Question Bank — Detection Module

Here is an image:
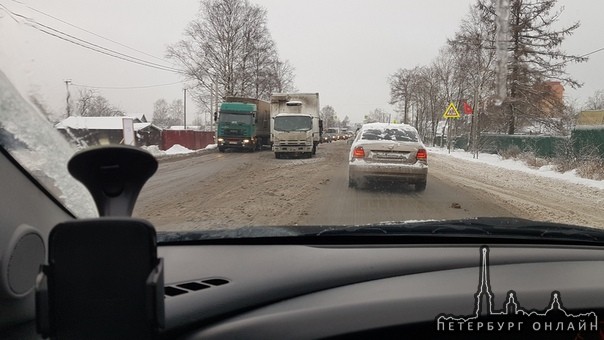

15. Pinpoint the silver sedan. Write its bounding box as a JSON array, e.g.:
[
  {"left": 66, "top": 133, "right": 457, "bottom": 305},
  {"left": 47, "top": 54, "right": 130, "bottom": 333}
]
[{"left": 348, "top": 123, "right": 428, "bottom": 191}]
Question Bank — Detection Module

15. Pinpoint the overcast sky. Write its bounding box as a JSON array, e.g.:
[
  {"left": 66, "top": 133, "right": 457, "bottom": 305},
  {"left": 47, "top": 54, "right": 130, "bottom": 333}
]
[{"left": 1, "top": 0, "right": 602, "bottom": 124}]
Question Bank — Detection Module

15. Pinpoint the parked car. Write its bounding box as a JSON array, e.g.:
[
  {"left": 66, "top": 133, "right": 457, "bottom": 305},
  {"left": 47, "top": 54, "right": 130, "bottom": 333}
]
[{"left": 348, "top": 123, "right": 428, "bottom": 191}]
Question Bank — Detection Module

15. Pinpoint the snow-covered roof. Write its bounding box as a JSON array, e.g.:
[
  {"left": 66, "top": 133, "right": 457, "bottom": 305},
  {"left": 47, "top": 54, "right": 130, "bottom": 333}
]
[
  {"left": 55, "top": 116, "right": 145, "bottom": 130},
  {"left": 133, "top": 123, "right": 160, "bottom": 131},
  {"left": 167, "top": 125, "right": 203, "bottom": 130},
  {"left": 131, "top": 113, "right": 148, "bottom": 122}
]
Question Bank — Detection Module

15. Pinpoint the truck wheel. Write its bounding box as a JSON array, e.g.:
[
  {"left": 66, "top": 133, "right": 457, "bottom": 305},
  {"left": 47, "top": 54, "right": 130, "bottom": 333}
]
[
  {"left": 218, "top": 147, "right": 225, "bottom": 153},
  {"left": 275, "top": 153, "right": 281, "bottom": 159}
]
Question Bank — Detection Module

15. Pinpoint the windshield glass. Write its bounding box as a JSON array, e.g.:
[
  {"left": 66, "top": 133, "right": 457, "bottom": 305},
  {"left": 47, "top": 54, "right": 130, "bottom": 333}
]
[
  {"left": 1, "top": 0, "right": 603, "bottom": 239},
  {"left": 0, "top": 72, "right": 97, "bottom": 218},
  {"left": 219, "top": 112, "right": 253, "bottom": 125},
  {"left": 274, "top": 116, "right": 312, "bottom": 131}
]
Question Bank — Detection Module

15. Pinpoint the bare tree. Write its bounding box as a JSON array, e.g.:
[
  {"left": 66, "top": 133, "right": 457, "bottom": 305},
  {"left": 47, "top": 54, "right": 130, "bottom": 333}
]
[
  {"left": 268, "top": 58, "right": 296, "bottom": 94},
  {"left": 448, "top": 3, "right": 498, "bottom": 148},
  {"left": 169, "top": 99, "right": 184, "bottom": 126},
  {"left": 152, "top": 99, "right": 171, "bottom": 128},
  {"left": 167, "top": 0, "right": 295, "bottom": 110},
  {"left": 320, "top": 105, "right": 339, "bottom": 128},
  {"left": 389, "top": 68, "right": 416, "bottom": 124},
  {"left": 75, "top": 89, "right": 124, "bottom": 117},
  {"left": 75, "top": 89, "right": 95, "bottom": 117},
  {"left": 341, "top": 115, "right": 351, "bottom": 128},
  {"left": 585, "top": 89, "right": 604, "bottom": 110},
  {"left": 476, "top": 0, "right": 585, "bottom": 134},
  {"left": 152, "top": 99, "right": 183, "bottom": 128},
  {"left": 364, "top": 109, "right": 389, "bottom": 124},
  {"left": 413, "top": 66, "right": 444, "bottom": 143}
]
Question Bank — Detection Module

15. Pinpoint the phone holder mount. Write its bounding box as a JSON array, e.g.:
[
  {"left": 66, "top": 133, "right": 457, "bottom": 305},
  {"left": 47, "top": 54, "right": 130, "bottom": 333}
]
[
  {"left": 67, "top": 144, "right": 158, "bottom": 217},
  {"left": 35, "top": 145, "right": 164, "bottom": 339}
]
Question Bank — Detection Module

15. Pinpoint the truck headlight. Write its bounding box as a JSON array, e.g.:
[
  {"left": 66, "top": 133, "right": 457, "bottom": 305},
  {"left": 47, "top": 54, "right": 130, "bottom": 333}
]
[{"left": 243, "top": 139, "right": 250, "bottom": 144}]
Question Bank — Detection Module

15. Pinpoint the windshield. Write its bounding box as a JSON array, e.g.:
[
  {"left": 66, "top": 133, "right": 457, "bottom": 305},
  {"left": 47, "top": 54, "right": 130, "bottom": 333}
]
[
  {"left": 274, "top": 116, "right": 312, "bottom": 131},
  {"left": 219, "top": 112, "right": 253, "bottom": 125},
  {"left": 1, "top": 0, "right": 603, "bottom": 239}
]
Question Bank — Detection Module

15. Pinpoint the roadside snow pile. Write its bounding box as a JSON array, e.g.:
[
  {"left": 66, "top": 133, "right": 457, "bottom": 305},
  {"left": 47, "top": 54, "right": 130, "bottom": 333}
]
[
  {"left": 140, "top": 144, "right": 216, "bottom": 157},
  {"left": 165, "top": 144, "right": 194, "bottom": 155},
  {"left": 141, "top": 145, "right": 163, "bottom": 156},
  {"left": 428, "top": 147, "right": 604, "bottom": 190}
]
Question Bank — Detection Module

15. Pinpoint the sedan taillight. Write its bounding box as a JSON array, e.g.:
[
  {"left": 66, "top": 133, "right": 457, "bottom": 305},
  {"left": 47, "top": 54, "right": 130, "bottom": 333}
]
[
  {"left": 353, "top": 146, "right": 365, "bottom": 158},
  {"left": 416, "top": 148, "right": 427, "bottom": 161}
]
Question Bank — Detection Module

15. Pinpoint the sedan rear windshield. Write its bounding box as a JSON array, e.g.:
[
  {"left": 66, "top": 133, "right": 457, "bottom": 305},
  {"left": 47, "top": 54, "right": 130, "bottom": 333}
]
[{"left": 360, "top": 128, "right": 418, "bottom": 142}]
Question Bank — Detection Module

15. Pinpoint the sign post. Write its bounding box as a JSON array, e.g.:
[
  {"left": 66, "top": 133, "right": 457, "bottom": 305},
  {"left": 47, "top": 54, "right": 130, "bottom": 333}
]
[{"left": 442, "top": 102, "right": 460, "bottom": 153}]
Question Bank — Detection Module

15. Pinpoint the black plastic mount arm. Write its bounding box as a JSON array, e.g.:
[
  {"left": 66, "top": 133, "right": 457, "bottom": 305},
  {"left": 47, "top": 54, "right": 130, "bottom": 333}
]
[{"left": 67, "top": 145, "right": 158, "bottom": 217}]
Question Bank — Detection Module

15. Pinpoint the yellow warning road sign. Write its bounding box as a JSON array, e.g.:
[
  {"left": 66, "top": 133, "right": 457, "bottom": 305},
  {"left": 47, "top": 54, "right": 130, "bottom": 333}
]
[{"left": 443, "top": 102, "right": 461, "bottom": 119}]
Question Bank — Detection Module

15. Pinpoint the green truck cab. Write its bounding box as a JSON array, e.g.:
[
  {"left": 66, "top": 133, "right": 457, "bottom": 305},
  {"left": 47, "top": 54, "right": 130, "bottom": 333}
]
[{"left": 216, "top": 97, "right": 271, "bottom": 152}]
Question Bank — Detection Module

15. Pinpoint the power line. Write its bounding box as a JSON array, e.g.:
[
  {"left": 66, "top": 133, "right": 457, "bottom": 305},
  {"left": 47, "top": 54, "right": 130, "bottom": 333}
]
[
  {"left": 32, "top": 23, "right": 183, "bottom": 73},
  {"left": 33, "top": 20, "right": 182, "bottom": 72},
  {"left": 580, "top": 46, "right": 604, "bottom": 58},
  {"left": 9, "top": 0, "right": 172, "bottom": 65},
  {"left": 0, "top": 4, "right": 184, "bottom": 74},
  {"left": 0, "top": 3, "right": 19, "bottom": 22},
  {"left": 71, "top": 81, "right": 186, "bottom": 90}
]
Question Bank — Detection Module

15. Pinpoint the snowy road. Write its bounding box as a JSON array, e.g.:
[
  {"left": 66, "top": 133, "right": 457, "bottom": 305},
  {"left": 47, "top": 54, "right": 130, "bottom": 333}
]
[{"left": 133, "top": 142, "right": 603, "bottom": 231}]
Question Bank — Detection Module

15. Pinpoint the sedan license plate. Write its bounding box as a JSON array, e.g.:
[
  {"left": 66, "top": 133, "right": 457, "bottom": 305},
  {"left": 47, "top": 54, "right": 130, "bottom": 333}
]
[{"left": 374, "top": 152, "right": 406, "bottom": 159}]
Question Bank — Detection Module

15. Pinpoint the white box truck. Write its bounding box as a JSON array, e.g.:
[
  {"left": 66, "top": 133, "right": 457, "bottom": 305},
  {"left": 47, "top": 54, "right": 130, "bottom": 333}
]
[{"left": 270, "top": 93, "right": 322, "bottom": 159}]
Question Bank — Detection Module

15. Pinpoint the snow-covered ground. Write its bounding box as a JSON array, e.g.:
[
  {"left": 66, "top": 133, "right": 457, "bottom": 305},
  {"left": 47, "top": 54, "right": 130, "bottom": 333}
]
[
  {"left": 428, "top": 147, "right": 604, "bottom": 190},
  {"left": 428, "top": 148, "right": 604, "bottom": 228}
]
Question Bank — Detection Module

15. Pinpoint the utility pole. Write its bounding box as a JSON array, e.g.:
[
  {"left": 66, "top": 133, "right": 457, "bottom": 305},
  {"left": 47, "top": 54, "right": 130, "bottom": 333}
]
[
  {"left": 213, "top": 81, "right": 218, "bottom": 132},
  {"left": 183, "top": 88, "right": 187, "bottom": 129},
  {"left": 64, "top": 79, "right": 72, "bottom": 117}
]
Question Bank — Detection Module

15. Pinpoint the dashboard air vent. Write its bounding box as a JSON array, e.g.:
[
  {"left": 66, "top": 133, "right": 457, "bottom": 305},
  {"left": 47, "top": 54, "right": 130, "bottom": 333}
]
[{"left": 164, "top": 278, "right": 230, "bottom": 297}]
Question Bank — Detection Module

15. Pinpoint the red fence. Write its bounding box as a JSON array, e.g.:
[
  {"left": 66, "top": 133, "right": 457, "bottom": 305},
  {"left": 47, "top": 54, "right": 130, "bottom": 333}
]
[{"left": 161, "top": 130, "right": 215, "bottom": 151}]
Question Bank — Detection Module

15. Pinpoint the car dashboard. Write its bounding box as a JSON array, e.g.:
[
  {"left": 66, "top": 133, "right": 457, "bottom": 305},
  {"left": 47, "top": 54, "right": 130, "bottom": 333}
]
[{"left": 159, "top": 242, "right": 604, "bottom": 339}]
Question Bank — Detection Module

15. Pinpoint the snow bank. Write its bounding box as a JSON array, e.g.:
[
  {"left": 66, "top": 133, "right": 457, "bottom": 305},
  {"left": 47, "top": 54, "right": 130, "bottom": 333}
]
[
  {"left": 165, "top": 144, "right": 194, "bottom": 155},
  {"left": 140, "top": 144, "right": 217, "bottom": 158},
  {"left": 428, "top": 147, "right": 604, "bottom": 190},
  {"left": 141, "top": 145, "right": 164, "bottom": 156}
]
